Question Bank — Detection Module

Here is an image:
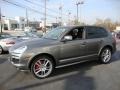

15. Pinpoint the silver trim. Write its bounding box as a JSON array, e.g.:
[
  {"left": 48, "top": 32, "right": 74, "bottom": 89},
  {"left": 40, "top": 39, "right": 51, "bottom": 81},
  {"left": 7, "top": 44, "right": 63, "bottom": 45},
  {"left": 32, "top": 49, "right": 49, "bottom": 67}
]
[
  {"left": 56, "top": 59, "right": 94, "bottom": 68},
  {"left": 11, "top": 61, "right": 25, "bottom": 67},
  {"left": 59, "top": 54, "right": 97, "bottom": 62}
]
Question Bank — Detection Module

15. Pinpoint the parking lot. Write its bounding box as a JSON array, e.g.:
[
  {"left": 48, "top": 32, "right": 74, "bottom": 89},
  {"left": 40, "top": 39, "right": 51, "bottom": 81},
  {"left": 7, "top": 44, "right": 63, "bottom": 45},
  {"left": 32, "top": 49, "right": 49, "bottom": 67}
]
[{"left": 0, "top": 43, "right": 120, "bottom": 90}]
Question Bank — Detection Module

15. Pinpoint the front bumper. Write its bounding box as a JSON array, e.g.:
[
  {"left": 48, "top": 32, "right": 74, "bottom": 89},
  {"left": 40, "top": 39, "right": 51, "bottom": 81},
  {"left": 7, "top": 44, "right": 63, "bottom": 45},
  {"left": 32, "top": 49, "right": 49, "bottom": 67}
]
[{"left": 9, "top": 53, "right": 30, "bottom": 70}]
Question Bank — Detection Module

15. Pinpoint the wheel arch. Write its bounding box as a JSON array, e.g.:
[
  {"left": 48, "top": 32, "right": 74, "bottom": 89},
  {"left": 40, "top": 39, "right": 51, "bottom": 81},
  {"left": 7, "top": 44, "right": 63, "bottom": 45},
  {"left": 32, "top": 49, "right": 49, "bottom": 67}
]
[
  {"left": 28, "top": 53, "right": 56, "bottom": 70},
  {"left": 99, "top": 45, "right": 113, "bottom": 55}
]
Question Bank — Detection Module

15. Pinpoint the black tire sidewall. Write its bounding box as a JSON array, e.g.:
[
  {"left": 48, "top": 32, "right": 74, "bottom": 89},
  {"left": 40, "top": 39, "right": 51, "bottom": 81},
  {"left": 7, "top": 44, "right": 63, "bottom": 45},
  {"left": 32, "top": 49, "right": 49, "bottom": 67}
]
[
  {"left": 31, "top": 56, "right": 54, "bottom": 79},
  {"left": 0, "top": 46, "right": 3, "bottom": 54}
]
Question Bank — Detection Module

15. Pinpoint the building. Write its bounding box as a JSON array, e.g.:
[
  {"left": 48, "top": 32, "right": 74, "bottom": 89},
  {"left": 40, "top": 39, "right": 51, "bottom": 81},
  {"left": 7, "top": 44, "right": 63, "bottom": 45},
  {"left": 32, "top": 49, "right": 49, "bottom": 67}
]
[
  {"left": 29, "top": 21, "right": 41, "bottom": 28},
  {"left": 2, "top": 16, "right": 59, "bottom": 31},
  {"left": 2, "top": 16, "right": 26, "bottom": 30},
  {"left": 3, "top": 18, "right": 18, "bottom": 30},
  {"left": 114, "top": 26, "right": 120, "bottom": 33},
  {"left": 15, "top": 16, "right": 26, "bottom": 30},
  {"left": 116, "top": 26, "right": 120, "bottom": 31},
  {"left": 40, "top": 21, "right": 60, "bottom": 29}
]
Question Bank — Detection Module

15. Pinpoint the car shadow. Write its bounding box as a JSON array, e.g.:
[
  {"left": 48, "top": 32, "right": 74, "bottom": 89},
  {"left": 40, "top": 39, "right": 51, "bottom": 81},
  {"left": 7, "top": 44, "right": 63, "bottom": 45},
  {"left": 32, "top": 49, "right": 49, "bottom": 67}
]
[
  {"left": 53, "top": 60, "right": 99, "bottom": 77},
  {"left": 0, "top": 58, "right": 7, "bottom": 64},
  {"left": 2, "top": 51, "right": 9, "bottom": 54},
  {"left": 10, "top": 60, "right": 98, "bottom": 90},
  {"left": 111, "top": 50, "right": 120, "bottom": 63},
  {"left": 62, "top": 49, "right": 119, "bottom": 90},
  {"left": 63, "top": 62, "right": 96, "bottom": 90},
  {"left": 6, "top": 46, "right": 120, "bottom": 90},
  {"left": 0, "top": 71, "right": 19, "bottom": 89},
  {"left": 0, "top": 54, "right": 8, "bottom": 64}
]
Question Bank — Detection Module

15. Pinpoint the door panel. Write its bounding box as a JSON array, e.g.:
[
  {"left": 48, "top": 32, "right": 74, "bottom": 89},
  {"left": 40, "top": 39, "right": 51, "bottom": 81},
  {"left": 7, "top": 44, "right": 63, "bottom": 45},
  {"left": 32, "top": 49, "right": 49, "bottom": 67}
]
[
  {"left": 85, "top": 39, "right": 101, "bottom": 55},
  {"left": 85, "top": 27, "right": 103, "bottom": 55},
  {"left": 59, "top": 40, "right": 87, "bottom": 62}
]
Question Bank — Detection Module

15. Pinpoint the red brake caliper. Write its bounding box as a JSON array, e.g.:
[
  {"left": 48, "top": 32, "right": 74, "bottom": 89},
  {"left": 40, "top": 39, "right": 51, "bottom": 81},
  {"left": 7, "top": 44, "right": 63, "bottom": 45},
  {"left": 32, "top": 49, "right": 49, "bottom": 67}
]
[{"left": 35, "top": 60, "right": 41, "bottom": 72}]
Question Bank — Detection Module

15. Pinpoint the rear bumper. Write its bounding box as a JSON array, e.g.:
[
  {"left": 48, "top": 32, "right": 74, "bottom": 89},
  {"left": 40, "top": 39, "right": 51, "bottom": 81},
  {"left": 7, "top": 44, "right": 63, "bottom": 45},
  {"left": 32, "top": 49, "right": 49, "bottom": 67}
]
[{"left": 2, "top": 45, "right": 12, "bottom": 51}]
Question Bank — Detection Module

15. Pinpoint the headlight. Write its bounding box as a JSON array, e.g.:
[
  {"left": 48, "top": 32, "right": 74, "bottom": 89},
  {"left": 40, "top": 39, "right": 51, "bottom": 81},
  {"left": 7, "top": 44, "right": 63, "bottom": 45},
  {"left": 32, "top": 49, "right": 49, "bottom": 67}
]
[{"left": 13, "top": 46, "right": 27, "bottom": 58}]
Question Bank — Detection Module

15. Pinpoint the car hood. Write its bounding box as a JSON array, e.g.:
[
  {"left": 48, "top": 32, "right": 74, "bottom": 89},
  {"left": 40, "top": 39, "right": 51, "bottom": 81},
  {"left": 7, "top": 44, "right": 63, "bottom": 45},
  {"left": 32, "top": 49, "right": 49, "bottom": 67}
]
[{"left": 9, "top": 38, "right": 58, "bottom": 51}]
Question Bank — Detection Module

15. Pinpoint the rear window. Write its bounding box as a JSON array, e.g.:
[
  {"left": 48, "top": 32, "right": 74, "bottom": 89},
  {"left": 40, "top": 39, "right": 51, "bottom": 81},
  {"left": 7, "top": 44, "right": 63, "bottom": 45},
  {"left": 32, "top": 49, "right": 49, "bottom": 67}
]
[{"left": 86, "top": 27, "right": 108, "bottom": 39}]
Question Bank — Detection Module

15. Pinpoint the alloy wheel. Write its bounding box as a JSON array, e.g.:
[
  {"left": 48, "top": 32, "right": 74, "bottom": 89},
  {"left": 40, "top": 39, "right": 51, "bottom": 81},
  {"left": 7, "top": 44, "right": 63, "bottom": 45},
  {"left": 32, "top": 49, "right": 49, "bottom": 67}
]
[
  {"left": 32, "top": 57, "right": 53, "bottom": 78},
  {"left": 101, "top": 48, "right": 112, "bottom": 63}
]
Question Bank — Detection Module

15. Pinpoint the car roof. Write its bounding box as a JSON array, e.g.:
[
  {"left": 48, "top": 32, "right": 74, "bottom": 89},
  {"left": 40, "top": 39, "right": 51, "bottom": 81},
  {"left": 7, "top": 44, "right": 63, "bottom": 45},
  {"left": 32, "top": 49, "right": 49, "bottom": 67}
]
[{"left": 60, "top": 25, "right": 105, "bottom": 30}]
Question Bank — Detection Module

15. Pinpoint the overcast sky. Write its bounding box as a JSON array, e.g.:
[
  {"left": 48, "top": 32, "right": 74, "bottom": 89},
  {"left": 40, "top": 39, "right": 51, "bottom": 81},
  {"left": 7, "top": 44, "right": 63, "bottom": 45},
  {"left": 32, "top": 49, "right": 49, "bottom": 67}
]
[{"left": 1, "top": 0, "right": 120, "bottom": 24}]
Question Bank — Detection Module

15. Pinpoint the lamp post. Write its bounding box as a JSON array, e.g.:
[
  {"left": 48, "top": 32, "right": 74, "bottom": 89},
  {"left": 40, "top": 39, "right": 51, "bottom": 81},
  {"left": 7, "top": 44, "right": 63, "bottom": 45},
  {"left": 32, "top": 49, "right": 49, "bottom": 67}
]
[
  {"left": 76, "top": 1, "right": 84, "bottom": 25},
  {"left": 44, "top": 0, "right": 47, "bottom": 33},
  {"left": 0, "top": 7, "right": 2, "bottom": 33},
  {"left": 0, "top": 7, "right": 5, "bottom": 33},
  {"left": 59, "top": 5, "right": 63, "bottom": 26},
  {"left": 26, "top": 9, "right": 29, "bottom": 27},
  {"left": 68, "top": 12, "right": 71, "bottom": 25}
]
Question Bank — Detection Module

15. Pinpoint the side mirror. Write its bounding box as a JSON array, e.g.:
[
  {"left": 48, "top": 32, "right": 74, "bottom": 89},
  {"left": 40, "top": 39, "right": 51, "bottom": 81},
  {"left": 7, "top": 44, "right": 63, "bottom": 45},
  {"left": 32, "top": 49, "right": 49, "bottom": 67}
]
[{"left": 62, "top": 35, "right": 73, "bottom": 42}]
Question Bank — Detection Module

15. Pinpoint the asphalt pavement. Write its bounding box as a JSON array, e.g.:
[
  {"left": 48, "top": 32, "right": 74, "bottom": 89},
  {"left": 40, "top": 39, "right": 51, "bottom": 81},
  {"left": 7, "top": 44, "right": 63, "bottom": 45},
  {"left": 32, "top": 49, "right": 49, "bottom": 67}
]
[{"left": 0, "top": 43, "right": 120, "bottom": 90}]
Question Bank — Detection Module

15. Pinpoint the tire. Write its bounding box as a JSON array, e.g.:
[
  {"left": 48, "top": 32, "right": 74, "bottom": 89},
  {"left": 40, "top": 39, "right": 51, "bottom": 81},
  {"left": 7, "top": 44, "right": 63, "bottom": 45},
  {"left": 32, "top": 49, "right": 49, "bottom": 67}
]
[
  {"left": 0, "top": 46, "right": 3, "bottom": 55},
  {"left": 99, "top": 48, "right": 112, "bottom": 64},
  {"left": 31, "top": 56, "right": 54, "bottom": 79}
]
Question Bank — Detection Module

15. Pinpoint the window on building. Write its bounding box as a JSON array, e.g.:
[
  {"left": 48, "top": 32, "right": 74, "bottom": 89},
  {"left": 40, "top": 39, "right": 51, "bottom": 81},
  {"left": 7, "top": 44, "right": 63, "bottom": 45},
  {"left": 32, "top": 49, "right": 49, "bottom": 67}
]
[{"left": 11, "top": 24, "right": 18, "bottom": 30}]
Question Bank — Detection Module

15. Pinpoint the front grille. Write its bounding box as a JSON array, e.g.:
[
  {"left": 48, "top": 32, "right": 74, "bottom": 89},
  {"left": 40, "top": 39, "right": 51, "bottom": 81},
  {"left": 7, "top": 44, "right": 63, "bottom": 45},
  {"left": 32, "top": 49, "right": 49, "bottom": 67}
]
[
  {"left": 11, "top": 58, "right": 19, "bottom": 64},
  {"left": 11, "top": 52, "right": 21, "bottom": 59},
  {"left": 10, "top": 52, "right": 21, "bottom": 64},
  {"left": 11, "top": 54, "right": 19, "bottom": 59}
]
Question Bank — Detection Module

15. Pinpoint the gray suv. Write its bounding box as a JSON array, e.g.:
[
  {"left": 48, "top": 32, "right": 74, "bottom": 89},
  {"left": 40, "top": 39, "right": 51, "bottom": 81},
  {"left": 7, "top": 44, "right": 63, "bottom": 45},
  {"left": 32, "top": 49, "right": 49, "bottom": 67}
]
[{"left": 9, "top": 26, "right": 116, "bottom": 79}]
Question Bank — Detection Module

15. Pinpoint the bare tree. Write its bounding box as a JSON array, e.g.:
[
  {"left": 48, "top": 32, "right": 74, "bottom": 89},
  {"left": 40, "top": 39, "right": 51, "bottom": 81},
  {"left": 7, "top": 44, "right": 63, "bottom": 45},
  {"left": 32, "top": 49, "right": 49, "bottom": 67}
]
[{"left": 94, "top": 18, "right": 120, "bottom": 32}]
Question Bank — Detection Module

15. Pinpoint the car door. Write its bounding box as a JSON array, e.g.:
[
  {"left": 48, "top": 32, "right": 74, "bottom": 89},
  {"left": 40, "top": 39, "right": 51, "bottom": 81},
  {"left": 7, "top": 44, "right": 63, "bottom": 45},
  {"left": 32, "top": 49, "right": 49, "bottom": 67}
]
[
  {"left": 59, "top": 27, "right": 87, "bottom": 63},
  {"left": 84, "top": 27, "right": 103, "bottom": 56}
]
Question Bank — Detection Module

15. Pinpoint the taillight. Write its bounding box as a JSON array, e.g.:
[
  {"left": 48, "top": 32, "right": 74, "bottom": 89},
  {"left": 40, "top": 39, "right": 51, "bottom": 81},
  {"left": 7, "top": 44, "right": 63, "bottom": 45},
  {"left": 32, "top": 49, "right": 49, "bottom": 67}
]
[{"left": 6, "top": 41, "right": 15, "bottom": 45}]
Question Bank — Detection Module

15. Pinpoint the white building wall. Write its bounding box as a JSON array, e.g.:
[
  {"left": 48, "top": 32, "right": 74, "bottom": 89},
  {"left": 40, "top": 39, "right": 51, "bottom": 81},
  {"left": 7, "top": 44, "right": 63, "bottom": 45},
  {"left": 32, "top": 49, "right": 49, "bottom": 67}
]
[
  {"left": 116, "top": 26, "right": 120, "bottom": 30},
  {"left": 3, "top": 16, "right": 43, "bottom": 30},
  {"left": 4, "top": 19, "right": 11, "bottom": 30},
  {"left": 4, "top": 19, "right": 18, "bottom": 30},
  {"left": 15, "top": 17, "right": 26, "bottom": 30}
]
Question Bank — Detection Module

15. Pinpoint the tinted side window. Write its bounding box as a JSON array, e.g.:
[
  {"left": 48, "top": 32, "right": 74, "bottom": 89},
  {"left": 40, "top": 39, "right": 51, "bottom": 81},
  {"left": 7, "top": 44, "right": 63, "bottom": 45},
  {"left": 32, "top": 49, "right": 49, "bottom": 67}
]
[
  {"left": 86, "top": 27, "right": 108, "bottom": 39},
  {"left": 66, "top": 27, "right": 84, "bottom": 40}
]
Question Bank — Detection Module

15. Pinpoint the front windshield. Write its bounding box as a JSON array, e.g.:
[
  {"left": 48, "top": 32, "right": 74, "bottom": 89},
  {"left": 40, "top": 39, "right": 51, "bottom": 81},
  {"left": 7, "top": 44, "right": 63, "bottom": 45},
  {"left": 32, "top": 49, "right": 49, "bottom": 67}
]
[{"left": 43, "top": 27, "right": 67, "bottom": 40}]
